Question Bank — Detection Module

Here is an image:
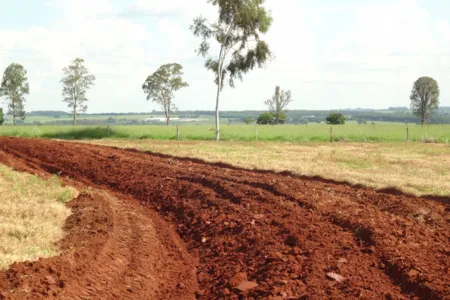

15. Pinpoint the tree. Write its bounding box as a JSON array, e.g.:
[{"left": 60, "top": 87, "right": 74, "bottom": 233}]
[
  {"left": 142, "top": 63, "right": 188, "bottom": 126},
  {"left": 257, "top": 112, "right": 275, "bottom": 125},
  {"left": 61, "top": 58, "right": 96, "bottom": 126},
  {"left": 265, "top": 86, "right": 292, "bottom": 124},
  {"left": 326, "top": 113, "right": 346, "bottom": 125},
  {"left": 0, "top": 108, "right": 4, "bottom": 125},
  {"left": 0, "top": 63, "right": 29, "bottom": 126},
  {"left": 191, "top": 0, "right": 273, "bottom": 140},
  {"left": 410, "top": 77, "right": 440, "bottom": 126}
]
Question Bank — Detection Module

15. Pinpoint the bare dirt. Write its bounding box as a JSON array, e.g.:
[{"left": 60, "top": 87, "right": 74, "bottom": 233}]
[
  {"left": 0, "top": 190, "right": 198, "bottom": 300},
  {"left": 0, "top": 137, "right": 448, "bottom": 299}
]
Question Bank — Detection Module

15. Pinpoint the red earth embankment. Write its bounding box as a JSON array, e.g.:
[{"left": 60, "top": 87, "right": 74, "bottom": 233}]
[{"left": 0, "top": 137, "right": 449, "bottom": 299}]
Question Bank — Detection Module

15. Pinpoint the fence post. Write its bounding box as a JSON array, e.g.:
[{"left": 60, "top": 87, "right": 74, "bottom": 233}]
[
  {"left": 406, "top": 127, "right": 409, "bottom": 141},
  {"left": 330, "top": 127, "right": 333, "bottom": 143},
  {"left": 176, "top": 125, "right": 180, "bottom": 140}
]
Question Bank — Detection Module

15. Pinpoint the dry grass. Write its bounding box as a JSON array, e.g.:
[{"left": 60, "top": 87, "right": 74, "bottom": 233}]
[
  {"left": 88, "top": 140, "right": 450, "bottom": 197},
  {"left": 0, "top": 164, "right": 77, "bottom": 270}
]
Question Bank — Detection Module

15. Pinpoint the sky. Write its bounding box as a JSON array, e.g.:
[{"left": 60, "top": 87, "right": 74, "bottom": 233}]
[{"left": 0, "top": 0, "right": 449, "bottom": 113}]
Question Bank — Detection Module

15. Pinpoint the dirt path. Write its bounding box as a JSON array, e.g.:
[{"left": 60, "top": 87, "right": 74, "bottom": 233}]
[
  {"left": 0, "top": 191, "right": 198, "bottom": 300},
  {"left": 0, "top": 137, "right": 449, "bottom": 299}
]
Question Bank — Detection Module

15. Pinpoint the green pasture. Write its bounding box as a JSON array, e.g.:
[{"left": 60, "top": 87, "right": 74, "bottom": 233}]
[{"left": 0, "top": 122, "right": 449, "bottom": 142}]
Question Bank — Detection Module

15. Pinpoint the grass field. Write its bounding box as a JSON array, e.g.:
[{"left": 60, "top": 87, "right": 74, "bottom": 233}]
[
  {"left": 0, "top": 164, "right": 77, "bottom": 269},
  {"left": 1, "top": 122, "right": 449, "bottom": 142},
  {"left": 89, "top": 140, "right": 450, "bottom": 197}
]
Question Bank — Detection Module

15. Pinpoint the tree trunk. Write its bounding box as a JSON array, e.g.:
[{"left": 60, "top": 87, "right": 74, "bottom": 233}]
[
  {"left": 215, "top": 80, "right": 221, "bottom": 141},
  {"left": 12, "top": 98, "right": 16, "bottom": 126},
  {"left": 73, "top": 107, "right": 77, "bottom": 126},
  {"left": 166, "top": 111, "right": 170, "bottom": 126}
]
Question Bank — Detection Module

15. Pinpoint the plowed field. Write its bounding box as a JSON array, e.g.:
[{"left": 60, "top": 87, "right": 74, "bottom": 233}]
[{"left": 0, "top": 137, "right": 449, "bottom": 299}]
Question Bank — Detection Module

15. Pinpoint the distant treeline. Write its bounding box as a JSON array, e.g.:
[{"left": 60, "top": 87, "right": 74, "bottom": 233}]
[
  {"left": 20, "top": 107, "right": 450, "bottom": 125},
  {"left": 176, "top": 109, "right": 450, "bottom": 124}
]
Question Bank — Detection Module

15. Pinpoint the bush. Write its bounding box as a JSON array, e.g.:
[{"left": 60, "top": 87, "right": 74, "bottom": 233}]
[
  {"left": 326, "top": 113, "right": 346, "bottom": 125},
  {"left": 257, "top": 113, "right": 275, "bottom": 125},
  {"left": 0, "top": 108, "right": 3, "bottom": 125}
]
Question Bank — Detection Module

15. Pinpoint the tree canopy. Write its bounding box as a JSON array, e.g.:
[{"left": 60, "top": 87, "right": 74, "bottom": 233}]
[
  {"left": 410, "top": 77, "right": 439, "bottom": 126},
  {"left": 142, "top": 63, "right": 188, "bottom": 126},
  {"left": 191, "top": 0, "right": 273, "bottom": 139},
  {"left": 326, "top": 113, "right": 346, "bottom": 125},
  {"left": 265, "top": 86, "right": 292, "bottom": 124},
  {"left": 257, "top": 112, "right": 275, "bottom": 125},
  {"left": 61, "top": 58, "right": 96, "bottom": 126},
  {"left": 0, "top": 63, "right": 29, "bottom": 126}
]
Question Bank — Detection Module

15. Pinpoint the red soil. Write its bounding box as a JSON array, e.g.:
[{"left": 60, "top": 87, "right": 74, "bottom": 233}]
[
  {"left": 0, "top": 191, "right": 198, "bottom": 300},
  {"left": 0, "top": 137, "right": 449, "bottom": 299}
]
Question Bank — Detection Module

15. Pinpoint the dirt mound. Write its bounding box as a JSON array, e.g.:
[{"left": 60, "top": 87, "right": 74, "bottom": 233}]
[
  {"left": 0, "top": 191, "right": 198, "bottom": 300},
  {"left": 0, "top": 137, "right": 449, "bottom": 299}
]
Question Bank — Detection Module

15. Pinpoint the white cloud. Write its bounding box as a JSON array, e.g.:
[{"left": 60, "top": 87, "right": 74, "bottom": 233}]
[
  {"left": 1, "top": 0, "right": 450, "bottom": 113},
  {"left": 45, "top": 0, "right": 114, "bottom": 19}
]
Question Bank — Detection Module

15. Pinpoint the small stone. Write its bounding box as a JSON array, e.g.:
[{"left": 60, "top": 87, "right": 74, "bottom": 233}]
[
  {"left": 202, "top": 237, "right": 207, "bottom": 243},
  {"left": 229, "top": 272, "right": 248, "bottom": 287},
  {"left": 45, "top": 276, "right": 56, "bottom": 285},
  {"left": 408, "top": 269, "right": 420, "bottom": 277},
  {"left": 326, "top": 272, "right": 345, "bottom": 283},
  {"left": 338, "top": 258, "right": 348, "bottom": 264},
  {"left": 236, "top": 281, "right": 259, "bottom": 292}
]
